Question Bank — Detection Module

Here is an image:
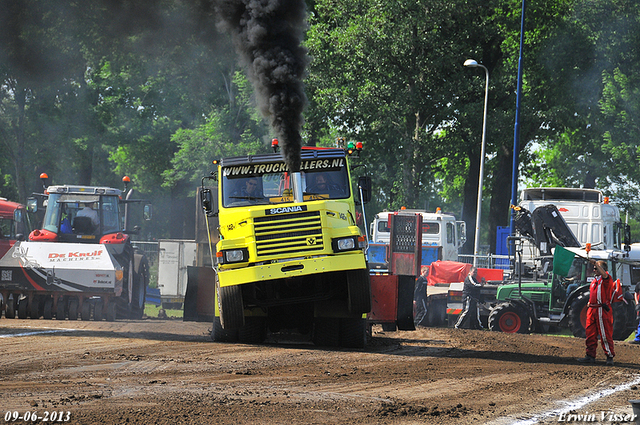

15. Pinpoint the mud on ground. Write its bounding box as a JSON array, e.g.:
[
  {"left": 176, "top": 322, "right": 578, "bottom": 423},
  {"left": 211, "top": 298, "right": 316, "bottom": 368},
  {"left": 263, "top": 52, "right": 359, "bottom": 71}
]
[{"left": 2, "top": 319, "right": 640, "bottom": 424}]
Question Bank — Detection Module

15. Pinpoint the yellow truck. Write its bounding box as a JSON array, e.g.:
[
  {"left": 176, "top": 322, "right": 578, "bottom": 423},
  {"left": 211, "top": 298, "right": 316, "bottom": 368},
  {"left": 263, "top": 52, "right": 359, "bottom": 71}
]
[{"left": 196, "top": 145, "right": 372, "bottom": 347}]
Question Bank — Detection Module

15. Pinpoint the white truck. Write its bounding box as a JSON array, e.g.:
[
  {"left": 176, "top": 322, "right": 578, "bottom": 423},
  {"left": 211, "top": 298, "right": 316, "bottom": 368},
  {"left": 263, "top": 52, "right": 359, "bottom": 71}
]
[
  {"left": 368, "top": 209, "right": 466, "bottom": 270},
  {"left": 519, "top": 187, "right": 622, "bottom": 249},
  {"left": 514, "top": 187, "right": 624, "bottom": 274}
]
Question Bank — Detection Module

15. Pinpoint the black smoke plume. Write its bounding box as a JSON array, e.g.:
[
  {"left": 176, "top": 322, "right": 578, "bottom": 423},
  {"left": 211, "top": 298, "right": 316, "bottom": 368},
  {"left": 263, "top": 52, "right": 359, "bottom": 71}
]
[{"left": 214, "top": 0, "right": 308, "bottom": 172}]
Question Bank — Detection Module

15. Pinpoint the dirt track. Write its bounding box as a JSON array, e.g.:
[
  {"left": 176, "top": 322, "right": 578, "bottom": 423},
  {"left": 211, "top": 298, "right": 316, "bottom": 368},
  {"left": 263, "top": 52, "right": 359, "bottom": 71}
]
[{"left": 2, "top": 318, "right": 640, "bottom": 424}]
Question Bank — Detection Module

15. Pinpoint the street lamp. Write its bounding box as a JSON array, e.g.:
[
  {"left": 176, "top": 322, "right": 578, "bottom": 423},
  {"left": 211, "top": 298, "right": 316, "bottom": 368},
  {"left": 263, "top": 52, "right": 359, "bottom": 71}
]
[{"left": 464, "top": 59, "right": 489, "bottom": 266}]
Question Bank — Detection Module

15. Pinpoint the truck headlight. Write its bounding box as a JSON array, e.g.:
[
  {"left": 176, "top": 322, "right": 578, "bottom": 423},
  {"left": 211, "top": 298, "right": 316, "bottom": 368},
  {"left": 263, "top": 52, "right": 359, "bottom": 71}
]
[
  {"left": 332, "top": 236, "right": 357, "bottom": 252},
  {"left": 221, "top": 248, "right": 248, "bottom": 264}
]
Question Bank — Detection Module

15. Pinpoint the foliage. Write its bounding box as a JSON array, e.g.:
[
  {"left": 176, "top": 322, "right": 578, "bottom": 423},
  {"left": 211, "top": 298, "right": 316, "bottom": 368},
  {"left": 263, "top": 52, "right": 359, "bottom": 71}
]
[{"left": 1, "top": 0, "right": 640, "bottom": 244}]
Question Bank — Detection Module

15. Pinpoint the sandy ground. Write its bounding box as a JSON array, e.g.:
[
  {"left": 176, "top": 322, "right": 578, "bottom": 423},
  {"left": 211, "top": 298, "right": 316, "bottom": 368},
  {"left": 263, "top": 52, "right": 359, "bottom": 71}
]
[{"left": 2, "top": 318, "right": 640, "bottom": 424}]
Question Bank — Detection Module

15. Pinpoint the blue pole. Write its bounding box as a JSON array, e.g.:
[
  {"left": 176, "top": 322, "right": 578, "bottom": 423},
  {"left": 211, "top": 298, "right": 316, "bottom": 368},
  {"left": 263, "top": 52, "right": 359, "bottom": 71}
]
[{"left": 509, "top": 0, "right": 526, "bottom": 239}]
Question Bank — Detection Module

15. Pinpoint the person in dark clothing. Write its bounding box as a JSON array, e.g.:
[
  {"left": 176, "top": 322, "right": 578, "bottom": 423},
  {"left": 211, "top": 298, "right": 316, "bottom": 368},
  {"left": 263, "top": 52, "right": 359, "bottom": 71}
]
[
  {"left": 455, "top": 266, "right": 485, "bottom": 330},
  {"left": 414, "top": 267, "right": 429, "bottom": 327}
]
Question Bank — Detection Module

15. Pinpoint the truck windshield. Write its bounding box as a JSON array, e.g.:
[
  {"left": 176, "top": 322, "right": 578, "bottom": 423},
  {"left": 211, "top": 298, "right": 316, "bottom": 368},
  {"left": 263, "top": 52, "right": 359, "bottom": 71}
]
[{"left": 222, "top": 166, "right": 350, "bottom": 208}]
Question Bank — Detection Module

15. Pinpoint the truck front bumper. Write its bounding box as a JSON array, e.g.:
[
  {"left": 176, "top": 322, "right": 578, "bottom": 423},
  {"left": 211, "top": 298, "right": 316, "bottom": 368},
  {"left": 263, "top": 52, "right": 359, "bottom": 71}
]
[{"left": 217, "top": 252, "right": 367, "bottom": 287}]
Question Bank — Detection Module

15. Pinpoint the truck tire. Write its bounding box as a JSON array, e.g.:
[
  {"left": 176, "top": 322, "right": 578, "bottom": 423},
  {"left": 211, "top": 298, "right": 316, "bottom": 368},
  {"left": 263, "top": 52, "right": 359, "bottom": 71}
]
[
  {"left": 28, "top": 298, "right": 40, "bottom": 319},
  {"left": 43, "top": 297, "right": 53, "bottom": 320},
  {"left": 68, "top": 299, "right": 79, "bottom": 320},
  {"left": 6, "top": 295, "right": 16, "bottom": 319},
  {"left": 94, "top": 300, "right": 104, "bottom": 321},
  {"left": 313, "top": 317, "right": 340, "bottom": 347},
  {"left": 106, "top": 301, "right": 117, "bottom": 322},
  {"left": 340, "top": 318, "right": 367, "bottom": 349},
  {"left": 17, "top": 298, "right": 28, "bottom": 319},
  {"left": 56, "top": 298, "right": 66, "bottom": 320},
  {"left": 347, "top": 270, "right": 371, "bottom": 314},
  {"left": 81, "top": 301, "right": 91, "bottom": 321},
  {"left": 238, "top": 317, "right": 267, "bottom": 344},
  {"left": 488, "top": 302, "right": 530, "bottom": 334},
  {"left": 211, "top": 316, "right": 239, "bottom": 342},
  {"left": 217, "top": 283, "right": 244, "bottom": 330},
  {"left": 569, "top": 292, "right": 589, "bottom": 338}
]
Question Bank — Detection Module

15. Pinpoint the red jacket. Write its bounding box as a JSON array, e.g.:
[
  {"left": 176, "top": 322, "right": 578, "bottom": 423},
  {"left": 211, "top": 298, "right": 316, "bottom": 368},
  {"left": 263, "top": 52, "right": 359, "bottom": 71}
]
[{"left": 588, "top": 273, "right": 622, "bottom": 306}]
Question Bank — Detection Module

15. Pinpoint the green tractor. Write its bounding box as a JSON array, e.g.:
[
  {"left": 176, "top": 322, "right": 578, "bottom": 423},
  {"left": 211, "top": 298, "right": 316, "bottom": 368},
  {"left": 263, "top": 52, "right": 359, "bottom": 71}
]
[{"left": 488, "top": 240, "right": 637, "bottom": 340}]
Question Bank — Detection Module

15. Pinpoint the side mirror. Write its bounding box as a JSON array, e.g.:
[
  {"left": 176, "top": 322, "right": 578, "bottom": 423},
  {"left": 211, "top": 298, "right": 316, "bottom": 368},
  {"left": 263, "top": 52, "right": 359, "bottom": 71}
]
[
  {"left": 357, "top": 176, "right": 372, "bottom": 203},
  {"left": 625, "top": 223, "right": 631, "bottom": 251},
  {"left": 200, "top": 188, "right": 217, "bottom": 216},
  {"left": 143, "top": 204, "right": 153, "bottom": 221},
  {"left": 26, "top": 198, "right": 38, "bottom": 213}
]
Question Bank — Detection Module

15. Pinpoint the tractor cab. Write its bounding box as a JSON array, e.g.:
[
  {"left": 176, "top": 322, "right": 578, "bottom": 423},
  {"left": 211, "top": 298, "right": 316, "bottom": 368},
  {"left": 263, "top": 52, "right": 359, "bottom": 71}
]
[{"left": 28, "top": 186, "right": 125, "bottom": 244}]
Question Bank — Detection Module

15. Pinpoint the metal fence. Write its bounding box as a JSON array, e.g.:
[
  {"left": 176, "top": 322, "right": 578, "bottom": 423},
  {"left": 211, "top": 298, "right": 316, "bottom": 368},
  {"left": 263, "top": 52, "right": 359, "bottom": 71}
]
[
  {"left": 131, "top": 241, "right": 159, "bottom": 266},
  {"left": 458, "top": 254, "right": 511, "bottom": 270}
]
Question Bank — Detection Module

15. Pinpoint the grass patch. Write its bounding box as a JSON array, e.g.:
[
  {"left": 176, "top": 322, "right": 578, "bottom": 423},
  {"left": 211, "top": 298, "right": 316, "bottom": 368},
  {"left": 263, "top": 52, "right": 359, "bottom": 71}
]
[{"left": 144, "top": 303, "right": 184, "bottom": 319}]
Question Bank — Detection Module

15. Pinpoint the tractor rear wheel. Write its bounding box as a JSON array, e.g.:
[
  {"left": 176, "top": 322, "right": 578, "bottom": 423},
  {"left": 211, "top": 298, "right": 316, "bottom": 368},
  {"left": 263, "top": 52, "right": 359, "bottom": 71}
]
[
  {"left": 130, "top": 255, "right": 149, "bottom": 320},
  {"left": 488, "top": 302, "right": 530, "bottom": 334},
  {"left": 569, "top": 293, "right": 589, "bottom": 338},
  {"left": 612, "top": 301, "right": 635, "bottom": 341}
]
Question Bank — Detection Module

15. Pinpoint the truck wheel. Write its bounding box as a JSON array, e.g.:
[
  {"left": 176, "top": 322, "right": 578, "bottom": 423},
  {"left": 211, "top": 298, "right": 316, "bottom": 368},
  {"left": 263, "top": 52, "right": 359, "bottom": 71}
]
[
  {"left": 312, "top": 317, "right": 340, "bottom": 347},
  {"left": 43, "top": 297, "right": 53, "bottom": 320},
  {"left": 217, "top": 283, "right": 244, "bottom": 330},
  {"left": 94, "top": 300, "right": 104, "bottom": 321},
  {"left": 238, "top": 317, "right": 267, "bottom": 344},
  {"left": 340, "top": 318, "right": 367, "bottom": 348},
  {"left": 569, "top": 293, "right": 588, "bottom": 338},
  {"left": 68, "top": 299, "right": 79, "bottom": 320},
  {"left": 56, "top": 298, "right": 66, "bottom": 320},
  {"left": 28, "top": 298, "right": 40, "bottom": 319},
  {"left": 211, "top": 316, "right": 238, "bottom": 342},
  {"left": 6, "top": 295, "right": 16, "bottom": 319},
  {"left": 106, "top": 301, "right": 117, "bottom": 322},
  {"left": 488, "top": 302, "right": 530, "bottom": 333},
  {"left": 347, "top": 270, "right": 372, "bottom": 314},
  {"left": 81, "top": 301, "right": 91, "bottom": 321},
  {"left": 17, "top": 298, "right": 28, "bottom": 319}
]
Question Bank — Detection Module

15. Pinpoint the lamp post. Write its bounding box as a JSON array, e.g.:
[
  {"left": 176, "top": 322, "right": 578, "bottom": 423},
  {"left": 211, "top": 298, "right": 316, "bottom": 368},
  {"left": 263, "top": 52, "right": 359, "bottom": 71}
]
[{"left": 464, "top": 59, "right": 489, "bottom": 267}]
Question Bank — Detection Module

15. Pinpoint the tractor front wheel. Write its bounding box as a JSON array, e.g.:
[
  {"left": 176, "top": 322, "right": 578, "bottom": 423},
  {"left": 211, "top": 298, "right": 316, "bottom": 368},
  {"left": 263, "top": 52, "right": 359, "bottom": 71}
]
[{"left": 488, "top": 302, "right": 530, "bottom": 334}]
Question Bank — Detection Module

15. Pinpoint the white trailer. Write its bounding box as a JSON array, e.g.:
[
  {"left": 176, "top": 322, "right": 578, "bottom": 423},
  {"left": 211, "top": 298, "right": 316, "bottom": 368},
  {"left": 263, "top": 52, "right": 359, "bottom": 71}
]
[{"left": 157, "top": 239, "right": 197, "bottom": 309}]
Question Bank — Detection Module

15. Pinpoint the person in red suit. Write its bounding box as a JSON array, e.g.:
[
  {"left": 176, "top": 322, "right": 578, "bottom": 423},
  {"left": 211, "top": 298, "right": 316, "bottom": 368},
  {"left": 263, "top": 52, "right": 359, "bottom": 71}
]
[{"left": 578, "top": 260, "right": 615, "bottom": 366}]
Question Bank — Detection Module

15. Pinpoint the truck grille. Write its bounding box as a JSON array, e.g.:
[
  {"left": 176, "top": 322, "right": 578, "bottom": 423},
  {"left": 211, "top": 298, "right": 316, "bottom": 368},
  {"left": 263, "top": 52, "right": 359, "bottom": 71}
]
[{"left": 254, "top": 211, "right": 324, "bottom": 257}]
